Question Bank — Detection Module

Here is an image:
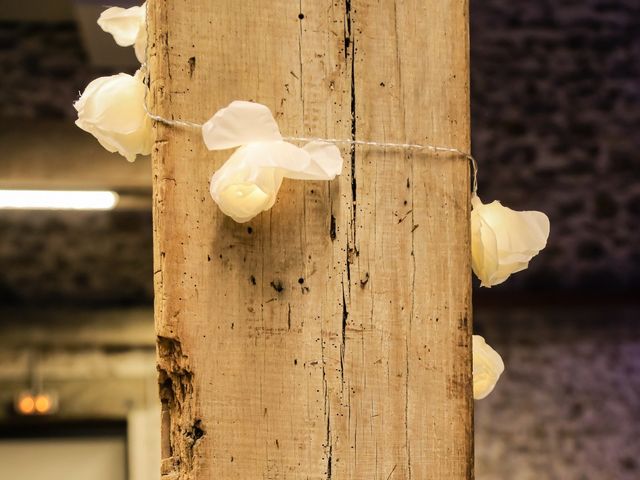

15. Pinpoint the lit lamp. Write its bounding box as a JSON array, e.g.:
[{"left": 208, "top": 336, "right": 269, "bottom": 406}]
[
  {"left": 14, "top": 391, "right": 59, "bottom": 416},
  {"left": 0, "top": 190, "right": 119, "bottom": 210}
]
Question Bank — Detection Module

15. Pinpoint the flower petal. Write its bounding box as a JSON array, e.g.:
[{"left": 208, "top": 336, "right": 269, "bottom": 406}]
[
  {"left": 210, "top": 145, "right": 284, "bottom": 223},
  {"left": 202, "top": 101, "right": 282, "bottom": 150},
  {"left": 217, "top": 181, "right": 276, "bottom": 223},
  {"left": 483, "top": 202, "right": 550, "bottom": 258},
  {"left": 134, "top": 27, "right": 147, "bottom": 63},
  {"left": 471, "top": 194, "right": 550, "bottom": 287},
  {"left": 75, "top": 72, "right": 152, "bottom": 162},
  {"left": 265, "top": 141, "right": 313, "bottom": 172},
  {"left": 76, "top": 73, "right": 148, "bottom": 135},
  {"left": 282, "top": 141, "right": 343, "bottom": 180},
  {"left": 97, "top": 5, "right": 146, "bottom": 47},
  {"left": 473, "top": 335, "right": 504, "bottom": 400},
  {"left": 74, "top": 76, "right": 111, "bottom": 113},
  {"left": 471, "top": 211, "right": 499, "bottom": 287}
]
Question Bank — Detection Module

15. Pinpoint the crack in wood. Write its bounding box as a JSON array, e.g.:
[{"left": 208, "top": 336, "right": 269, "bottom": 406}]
[
  {"left": 345, "top": 0, "right": 357, "bottom": 247},
  {"left": 157, "top": 336, "right": 203, "bottom": 479}
]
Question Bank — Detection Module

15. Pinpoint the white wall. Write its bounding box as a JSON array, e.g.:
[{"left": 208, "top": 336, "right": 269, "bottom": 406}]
[
  {"left": 128, "top": 407, "right": 161, "bottom": 480},
  {"left": 0, "top": 437, "right": 126, "bottom": 480}
]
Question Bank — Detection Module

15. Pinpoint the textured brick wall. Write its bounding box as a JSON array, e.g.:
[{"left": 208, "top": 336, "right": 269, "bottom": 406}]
[
  {"left": 475, "top": 305, "right": 640, "bottom": 479},
  {"left": 0, "top": 22, "right": 108, "bottom": 119},
  {"left": 0, "top": 210, "right": 152, "bottom": 305},
  {"left": 470, "top": 0, "right": 640, "bottom": 292}
]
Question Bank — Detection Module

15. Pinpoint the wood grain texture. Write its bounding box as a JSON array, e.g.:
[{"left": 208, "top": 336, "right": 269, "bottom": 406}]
[{"left": 149, "top": 1, "right": 472, "bottom": 478}]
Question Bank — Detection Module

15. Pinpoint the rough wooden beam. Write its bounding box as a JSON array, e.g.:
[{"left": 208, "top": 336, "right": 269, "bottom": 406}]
[{"left": 150, "top": 0, "right": 472, "bottom": 478}]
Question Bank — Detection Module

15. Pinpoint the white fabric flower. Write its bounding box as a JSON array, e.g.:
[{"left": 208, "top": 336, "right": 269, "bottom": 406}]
[
  {"left": 74, "top": 69, "right": 153, "bottom": 162},
  {"left": 471, "top": 194, "right": 550, "bottom": 287},
  {"left": 97, "top": 3, "right": 147, "bottom": 63},
  {"left": 203, "top": 101, "right": 343, "bottom": 223},
  {"left": 473, "top": 335, "right": 504, "bottom": 400}
]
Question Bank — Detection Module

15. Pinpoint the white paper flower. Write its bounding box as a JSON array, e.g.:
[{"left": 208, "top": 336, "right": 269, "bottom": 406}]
[
  {"left": 473, "top": 335, "right": 504, "bottom": 400},
  {"left": 471, "top": 194, "right": 550, "bottom": 287},
  {"left": 98, "top": 3, "right": 147, "bottom": 63},
  {"left": 203, "top": 101, "right": 343, "bottom": 223},
  {"left": 74, "top": 69, "right": 153, "bottom": 162}
]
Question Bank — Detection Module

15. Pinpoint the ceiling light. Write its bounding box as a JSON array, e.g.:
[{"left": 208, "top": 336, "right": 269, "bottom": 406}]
[
  {"left": 14, "top": 391, "right": 59, "bottom": 416},
  {"left": 0, "top": 189, "right": 119, "bottom": 210}
]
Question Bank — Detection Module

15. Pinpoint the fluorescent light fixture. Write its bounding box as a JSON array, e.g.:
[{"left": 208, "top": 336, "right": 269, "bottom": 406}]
[{"left": 0, "top": 189, "right": 119, "bottom": 210}]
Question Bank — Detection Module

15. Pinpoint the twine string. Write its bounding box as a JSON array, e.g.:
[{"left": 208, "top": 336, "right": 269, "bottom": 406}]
[
  {"left": 141, "top": 3, "right": 478, "bottom": 193},
  {"left": 143, "top": 109, "right": 479, "bottom": 193}
]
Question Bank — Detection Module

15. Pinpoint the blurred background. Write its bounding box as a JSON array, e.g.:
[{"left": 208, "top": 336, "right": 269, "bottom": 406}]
[{"left": 0, "top": 1, "right": 638, "bottom": 479}]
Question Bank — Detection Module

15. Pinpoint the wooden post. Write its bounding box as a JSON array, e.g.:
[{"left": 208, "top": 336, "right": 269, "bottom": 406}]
[{"left": 149, "top": 1, "right": 472, "bottom": 479}]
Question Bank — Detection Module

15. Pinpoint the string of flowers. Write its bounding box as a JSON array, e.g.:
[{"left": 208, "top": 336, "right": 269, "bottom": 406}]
[{"left": 74, "top": 2, "right": 552, "bottom": 401}]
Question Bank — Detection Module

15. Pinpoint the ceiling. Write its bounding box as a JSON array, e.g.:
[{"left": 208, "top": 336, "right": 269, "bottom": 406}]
[{"left": 0, "top": 0, "right": 140, "bottom": 68}]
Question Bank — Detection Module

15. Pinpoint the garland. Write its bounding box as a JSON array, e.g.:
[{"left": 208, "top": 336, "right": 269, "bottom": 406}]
[{"left": 74, "top": 2, "right": 552, "bottom": 401}]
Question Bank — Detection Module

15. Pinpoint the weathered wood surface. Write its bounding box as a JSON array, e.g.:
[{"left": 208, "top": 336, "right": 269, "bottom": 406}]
[{"left": 149, "top": 0, "right": 472, "bottom": 478}]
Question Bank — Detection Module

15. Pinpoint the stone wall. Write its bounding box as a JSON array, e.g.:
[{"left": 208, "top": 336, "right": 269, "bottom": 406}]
[
  {"left": 0, "top": 209, "right": 153, "bottom": 305},
  {"left": 475, "top": 304, "right": 640, "bottom": 479},
  {"left": 470, "top": 0, "right": 640, "bottom": 292}
]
